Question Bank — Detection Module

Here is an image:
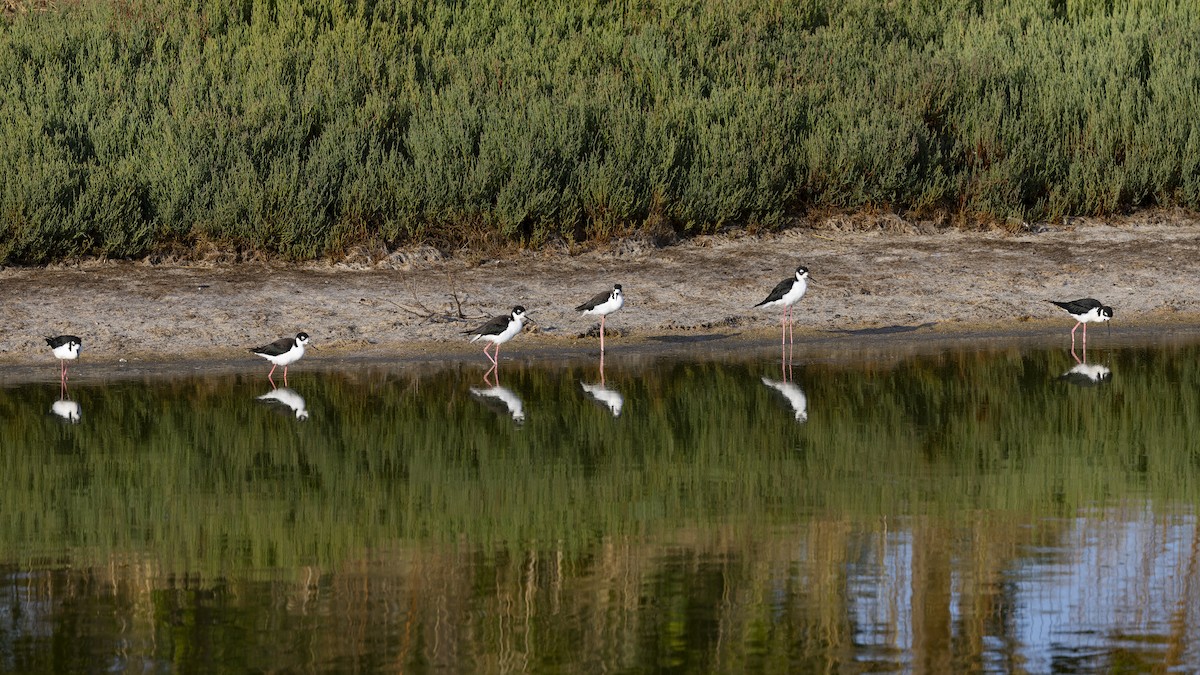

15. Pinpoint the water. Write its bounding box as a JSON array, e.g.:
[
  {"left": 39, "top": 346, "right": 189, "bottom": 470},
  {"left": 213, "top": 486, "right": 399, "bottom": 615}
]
[{"left": 1, "top": 340, "right": 1199, "bottom": 672}]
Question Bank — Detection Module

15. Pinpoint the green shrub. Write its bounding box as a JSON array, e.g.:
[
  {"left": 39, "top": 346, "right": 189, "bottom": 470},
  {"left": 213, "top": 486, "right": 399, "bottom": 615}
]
[{"left": 2, "top": 0, "right": 1199, "bottom": 263}]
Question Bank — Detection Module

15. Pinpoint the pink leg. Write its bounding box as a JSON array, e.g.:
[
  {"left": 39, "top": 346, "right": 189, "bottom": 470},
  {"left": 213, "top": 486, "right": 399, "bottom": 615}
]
[
  {"left": 781, "top": 339, "right": 787, "bottom": 379},
  {"left": 781, "top": 310, "right": 787, "bottom": 346},
  {"left": 268, "top": 363, "right": 277, "bottom": 385},
  {"left": 600, "top": 316, "right": 606, "bottom": 352},
  {"left": 283, "top": 366, "right": 289, "bottom": 387},
  {"left": 1082, "top": 323, "right": 1087, "bottom": 349}
]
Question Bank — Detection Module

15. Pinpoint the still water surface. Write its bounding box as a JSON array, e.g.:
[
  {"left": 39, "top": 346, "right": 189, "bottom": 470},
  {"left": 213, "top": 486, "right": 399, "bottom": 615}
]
[{"left": 2, "top": 341, "right": 1200, "bottom": 672}]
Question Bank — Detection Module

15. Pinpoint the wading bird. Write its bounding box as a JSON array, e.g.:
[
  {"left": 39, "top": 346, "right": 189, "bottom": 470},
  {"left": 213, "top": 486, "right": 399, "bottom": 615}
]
[
  {"left": 1048, "top": 299, "right": 1113, "bottom": 349},
  {"left": 45, "top": 335, "right": 82, "bottom": 385},
  {"left": 575, "top": 284, "right": 624, "bottom": 352},
  {"left": 755, "top": 266, "right": 810, "bottom": 346},
  {"left": 249, "top": 332, "right": 311, "bottom": 386},
  {"left": 464, "top": 306, "right": 527, "bottom": 366}
]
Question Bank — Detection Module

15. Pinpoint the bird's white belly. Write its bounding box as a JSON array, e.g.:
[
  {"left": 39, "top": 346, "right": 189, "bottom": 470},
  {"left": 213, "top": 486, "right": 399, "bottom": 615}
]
[
  {"left": 586, "top": 295, "right": 624, "bottom": 316},
  {"left": 52, "top": 345, "right": 79, "bottom": 360},
  {"left": 264, "top": 345, "right": 305, "bottom": 365},
  {"left": 483, "top": 321, "right": 522, "bottom": 344},
  {"left": 780, "top": 282, "right": 807, "bottom": 306}
]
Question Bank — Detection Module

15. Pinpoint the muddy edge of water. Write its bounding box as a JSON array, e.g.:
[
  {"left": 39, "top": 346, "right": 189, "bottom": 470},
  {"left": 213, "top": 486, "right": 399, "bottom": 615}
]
[
  {"left": 1, "top": 320, "right": 1195, "bottom": 385},
  {"left": 2, "top": 221, "right": 1199, "bottom": 371}
]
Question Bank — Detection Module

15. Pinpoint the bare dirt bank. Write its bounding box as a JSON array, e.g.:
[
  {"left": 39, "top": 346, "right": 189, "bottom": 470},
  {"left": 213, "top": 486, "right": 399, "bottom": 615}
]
[{"left": 3, "top": 216, "right": 1200, "bottom": 368}]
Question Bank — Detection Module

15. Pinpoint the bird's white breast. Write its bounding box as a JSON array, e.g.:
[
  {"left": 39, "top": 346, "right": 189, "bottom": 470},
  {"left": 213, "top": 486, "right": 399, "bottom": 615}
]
[
  {"left": 586, "top": 293, "right": 624, "bottom": 317},
  {"left": 270, "top": 343, "right": 305, "bottom": 366},
  {"left": 782, "top": 278, "right": 808, "bottom": 306},
  {"left": 52, "top": 343, "right": 80, "bottom": 360},
  {"left": 484, "top": 318, "right": 524, "bottom": 344}
]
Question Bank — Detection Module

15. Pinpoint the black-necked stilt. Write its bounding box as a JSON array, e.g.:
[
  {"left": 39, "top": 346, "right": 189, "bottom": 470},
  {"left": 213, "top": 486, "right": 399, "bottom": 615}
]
[
  {"left": 1048, "top": 299, "right": 1112, "bottom": 349},
  {"left": 257, "top": 387, "right": 310, "bottom": 420},
  {"left": 464, "top": 306, "right": 527, "bottom": 366},
  {"left": 755, "top": 266, "right": 810, "bottom": 345},
  {"left": 45, "top": 335, "right": 82, "bottom": 384},
  {"left": 249, "top": 332, "right": 310, "bottom": 385},
  {"left": 576, "top": 284, "right": 624, "bottom": 351},
  {"left": 761, "top": 377, "right": 808, "bottom": 422}
]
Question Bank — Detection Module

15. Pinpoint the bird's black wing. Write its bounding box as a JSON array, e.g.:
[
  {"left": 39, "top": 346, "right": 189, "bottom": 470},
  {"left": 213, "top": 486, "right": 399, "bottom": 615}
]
[
  {"left": 45, "top": 335, "right": 81, "bottom": 348},
  {"left": 576, "top": 288, "right": 613, "bottom": 312},
  {"left": 1049, "top": 298, "right": 1102, "bottom": 314},
  {"left": 251, "top": 336, "right": 295, "bottom": 356},
  {"left": 464, "top": 314, "right": 510, "bottom": 336},
  {"left": 755, "top": 277, "right": 794, "bottom": 307}
]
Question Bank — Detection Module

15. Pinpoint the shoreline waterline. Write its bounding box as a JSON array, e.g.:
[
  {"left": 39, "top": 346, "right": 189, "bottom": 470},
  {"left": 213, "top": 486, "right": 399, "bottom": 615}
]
[{"left": 2, "top": 318, "right": 1197, "bottom": 384}]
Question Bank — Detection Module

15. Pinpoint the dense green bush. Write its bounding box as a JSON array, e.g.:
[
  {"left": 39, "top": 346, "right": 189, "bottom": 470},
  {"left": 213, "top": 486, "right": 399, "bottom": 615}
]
[{"left": 2, "top": 0, "right": 1199, "bottom": 263}]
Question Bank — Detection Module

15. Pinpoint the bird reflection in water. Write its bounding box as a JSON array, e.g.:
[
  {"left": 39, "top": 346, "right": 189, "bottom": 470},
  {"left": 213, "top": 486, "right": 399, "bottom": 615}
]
[
  {"left": 1059, "top": 345, "right": 1112, "bottom": 387},
  {"left": 50, "top": 396, "right": 81, "bottom": 424},
  {"left": 257, "top": 387, "right": 310, "bottom": 420},
  {"left": 580, "top": 356, "right": 623, "bottom": 417},
  {"left": 470, "top": 363, "right": 525, "bottom": 423},
  {"left": 50, "top": 377, "right": 81, "bottom": 423},
  {"left": 761, "top": 339, "right": 808, "bottom": 422}
]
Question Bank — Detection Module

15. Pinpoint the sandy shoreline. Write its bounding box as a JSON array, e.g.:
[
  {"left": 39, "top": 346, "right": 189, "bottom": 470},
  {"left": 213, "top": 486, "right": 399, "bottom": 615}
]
[{"left": 3, "top": 215, "right": 1200, "bottom": 373}]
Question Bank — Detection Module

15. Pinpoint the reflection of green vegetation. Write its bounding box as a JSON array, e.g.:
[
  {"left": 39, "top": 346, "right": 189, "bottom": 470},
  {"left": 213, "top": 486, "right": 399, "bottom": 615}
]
[
  {"left": 1, "top": 345, "right": 1198, "bottom": 572},
  {"left": 4, "top": 1, "right": 1200, "bottom": 262},
  {"left": 2, "top": 346, "right": 1197, "bottom": 671}
]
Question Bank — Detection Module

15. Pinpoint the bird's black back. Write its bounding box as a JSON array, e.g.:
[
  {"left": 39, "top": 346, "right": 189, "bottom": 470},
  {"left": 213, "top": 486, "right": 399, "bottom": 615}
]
[
  {"left": 45, "top": 335, "right": 81, "bottom": 349},
  {"left": 755, "top": 277, "right": 795, "bottom": 306},
  {"left": 250, "top": 336, "right": 296, "bottom": 356},
  {"left": 576, "top": 288, "right": 614, "bottom": 312},
  {"left": 465, "top": 314, "right": 511, "bottom": 337},
  {"left": 1049, "top": 298, "right": 1103, "bottom": 314}
]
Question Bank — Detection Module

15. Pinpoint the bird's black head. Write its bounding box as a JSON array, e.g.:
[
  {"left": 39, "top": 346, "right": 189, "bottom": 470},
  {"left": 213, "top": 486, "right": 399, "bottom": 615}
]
[
  {"left": 512, "top": 306, "right": 527, "bottom": 318},
  {"left": 1101, "top": 306, "right": 1114, "bottom": 319},
  {"left": 796, "top": 266, "right": 810, "bottom": 279},
  {"left": 296, "top": 332, "right": 311, "bottom": 343},
  {"left": 613, "top": 284, "right": 622, "bottom": 291}
]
